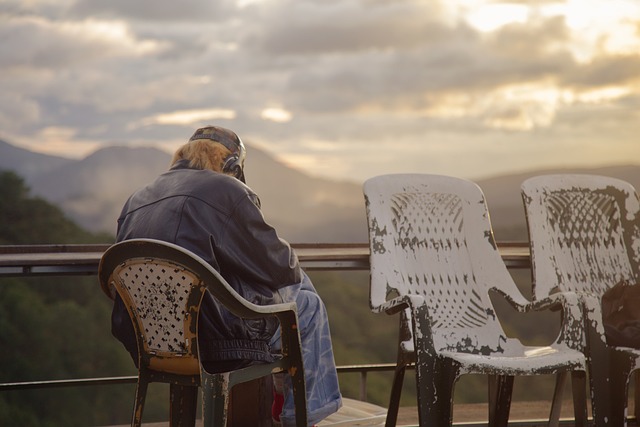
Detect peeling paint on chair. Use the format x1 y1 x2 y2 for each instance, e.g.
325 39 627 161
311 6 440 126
522 174 640 427
364 174 589 427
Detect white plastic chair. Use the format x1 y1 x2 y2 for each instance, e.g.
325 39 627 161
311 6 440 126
522 174 640 426
363 173 589 427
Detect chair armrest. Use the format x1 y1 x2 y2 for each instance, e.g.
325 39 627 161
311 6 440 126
372 295 434 355
491 287 533 312
493 289 586 351
581 293 608 348
205 281 299 320
372 294 425 316
536 291 586 351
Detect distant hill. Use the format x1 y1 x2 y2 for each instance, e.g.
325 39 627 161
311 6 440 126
0 138 638 243
0 140 367 243
0 139 73 181
29 146 172 234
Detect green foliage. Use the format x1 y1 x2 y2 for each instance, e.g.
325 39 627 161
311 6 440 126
0 171 112 244
0 170 135 426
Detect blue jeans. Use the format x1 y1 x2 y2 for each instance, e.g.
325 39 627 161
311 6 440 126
271 271 343 427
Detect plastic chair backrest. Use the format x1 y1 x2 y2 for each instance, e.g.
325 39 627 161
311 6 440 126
521 174 640 300
99 239 309 426
364 173 523 353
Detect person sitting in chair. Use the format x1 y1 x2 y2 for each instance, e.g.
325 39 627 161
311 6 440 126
111 125 342 426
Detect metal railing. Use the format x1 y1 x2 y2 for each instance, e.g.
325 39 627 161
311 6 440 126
0 242 533 423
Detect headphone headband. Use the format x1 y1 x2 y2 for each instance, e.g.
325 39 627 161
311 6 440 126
189 126 242 153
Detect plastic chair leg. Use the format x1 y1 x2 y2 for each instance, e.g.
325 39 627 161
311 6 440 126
488 374 513 427
570 371 587 427
634 372 640 422
201 373 231 427
385 364 407 427
548 371 567 427
169 383 198 427
610 359 632 427
132 377 149 427
414 360 457 427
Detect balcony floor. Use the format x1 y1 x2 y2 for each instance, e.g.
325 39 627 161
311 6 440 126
102 396 637 426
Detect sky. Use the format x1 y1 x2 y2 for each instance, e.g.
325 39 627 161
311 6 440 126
1 0 639 184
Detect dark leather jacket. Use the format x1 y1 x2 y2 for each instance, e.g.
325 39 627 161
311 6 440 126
112 159 301 365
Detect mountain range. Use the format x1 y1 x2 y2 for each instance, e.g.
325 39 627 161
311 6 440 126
1 138 638 243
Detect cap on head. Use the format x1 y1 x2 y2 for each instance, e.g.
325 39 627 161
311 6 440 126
189 125 246 182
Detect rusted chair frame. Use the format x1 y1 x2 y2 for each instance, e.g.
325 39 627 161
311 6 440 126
99 238 308 427
364 173 589 427
522 174 640 426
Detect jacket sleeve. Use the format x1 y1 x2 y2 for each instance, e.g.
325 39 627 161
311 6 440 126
216 192 302 291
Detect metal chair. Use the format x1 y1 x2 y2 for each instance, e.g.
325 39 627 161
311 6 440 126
522 174 640 426
98 238 308 427
363 173 589 427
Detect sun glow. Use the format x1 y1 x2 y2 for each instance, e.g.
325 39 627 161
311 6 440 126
453 0 640 62
465 3 529 32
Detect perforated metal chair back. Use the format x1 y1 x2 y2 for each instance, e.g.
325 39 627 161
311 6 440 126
99 238 308 427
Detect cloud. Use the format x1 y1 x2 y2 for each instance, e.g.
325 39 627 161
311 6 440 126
244 1 449 55
0 0 638 183
131 108 237 129
70 0 238 22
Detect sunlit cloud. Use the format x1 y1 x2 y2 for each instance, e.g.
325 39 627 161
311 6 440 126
261 107 293 123
542 0 640 61
237 0 265 8
574 86 632 104
130 109 237 129
464 3 529 32
456 0 640 62
34 16 163 56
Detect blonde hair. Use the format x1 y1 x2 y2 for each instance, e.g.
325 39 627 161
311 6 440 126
170 139 232 172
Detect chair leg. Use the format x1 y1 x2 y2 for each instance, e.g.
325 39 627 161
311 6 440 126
548 371 567 427
414 358 457 427
582 294 612 427
488 375 513 427
634 371 640 423
385 364 407 427
132 377 149 427
169 383 198 427
570 371 588 427
201 373 231 427
610 358 632 427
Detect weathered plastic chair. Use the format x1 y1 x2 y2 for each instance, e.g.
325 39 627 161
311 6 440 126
98 238 308 427
522 174 640 426
363 173 589 427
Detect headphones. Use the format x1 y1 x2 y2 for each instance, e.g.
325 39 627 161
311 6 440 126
189 126 247 183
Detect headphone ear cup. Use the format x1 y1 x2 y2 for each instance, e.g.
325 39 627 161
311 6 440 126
222 154 242 178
